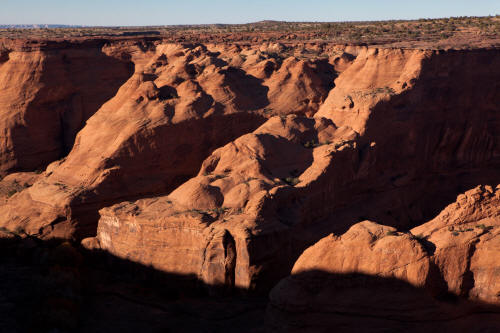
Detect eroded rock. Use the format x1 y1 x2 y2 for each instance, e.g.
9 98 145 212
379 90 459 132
267 186 500 331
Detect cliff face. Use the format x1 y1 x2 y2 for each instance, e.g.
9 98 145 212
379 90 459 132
86 47 499 292
0 39 134 174
0 39 498 303
0 40 338 239
268 185 500 332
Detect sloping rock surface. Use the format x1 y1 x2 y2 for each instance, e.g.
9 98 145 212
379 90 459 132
82 47 499 292
0 40 340 239
267 186 500 332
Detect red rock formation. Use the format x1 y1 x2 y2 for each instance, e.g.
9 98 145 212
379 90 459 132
0 34 499 332
0 40 337 239
0 38 498 300
81 47 500 293
0 171 41 204
412 185 500 304
82 115 355 290
291 221 433 289
0 39 134 175
289 185 500 303
267 185 500 331
267 271 500 332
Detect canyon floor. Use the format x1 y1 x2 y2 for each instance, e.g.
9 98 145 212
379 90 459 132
0 23 499 332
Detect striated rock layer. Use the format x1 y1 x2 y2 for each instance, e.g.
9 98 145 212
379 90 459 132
0 40 340 238
0 37 498 296
412 185 500 304
0 38 134 174
82 47 500 291
267 185 500 331
0 35 499 332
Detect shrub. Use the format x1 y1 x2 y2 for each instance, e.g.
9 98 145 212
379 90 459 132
243 177 258 185
303 140 331 148
476 224 493 232
263 108 274 115
209 207 228 215
283 177 300 186
7 189 18 197
14 226 25 235
303 140 317 148
212 174 227 180
412 233 426 240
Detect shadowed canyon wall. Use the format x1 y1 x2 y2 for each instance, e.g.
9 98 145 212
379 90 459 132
0 39 134 174
0 39 338 238
86 47 499 292
0 40 498 303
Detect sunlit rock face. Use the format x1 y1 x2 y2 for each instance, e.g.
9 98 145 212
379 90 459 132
0 38 498 304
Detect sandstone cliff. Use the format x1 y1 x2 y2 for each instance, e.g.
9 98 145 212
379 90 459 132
0 37 498 331
0 39 134 174
268 185 499 331
0 40 339 238
83 47 499 291
0 40 498 295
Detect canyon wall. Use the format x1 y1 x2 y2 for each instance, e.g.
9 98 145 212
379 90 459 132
0 40 338 238
0 39 134 174
86 47 499 291
268 185 500 331
0 40 498 300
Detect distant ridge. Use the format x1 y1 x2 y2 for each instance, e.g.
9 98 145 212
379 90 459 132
0 24 85 29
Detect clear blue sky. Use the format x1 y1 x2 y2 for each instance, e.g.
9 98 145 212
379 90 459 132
1 0 499 26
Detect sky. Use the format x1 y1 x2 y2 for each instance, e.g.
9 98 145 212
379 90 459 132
0 0 499 26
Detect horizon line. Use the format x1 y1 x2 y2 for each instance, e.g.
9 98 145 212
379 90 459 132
1 14 499 28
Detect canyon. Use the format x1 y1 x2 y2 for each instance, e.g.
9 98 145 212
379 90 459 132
0 34 499 332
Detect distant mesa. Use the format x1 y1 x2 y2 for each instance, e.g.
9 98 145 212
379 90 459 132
0 24 86 29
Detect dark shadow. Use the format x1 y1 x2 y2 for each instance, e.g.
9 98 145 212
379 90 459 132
268 270 500 333
353 49 500 231
6 40 134 173
158 85 179 100
69 111 269 240
264 49 500 285
217 66 270 111
413 234 437 256
2 236 498 333
0 235 266 333
0 49 9 64
310 58 337 92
